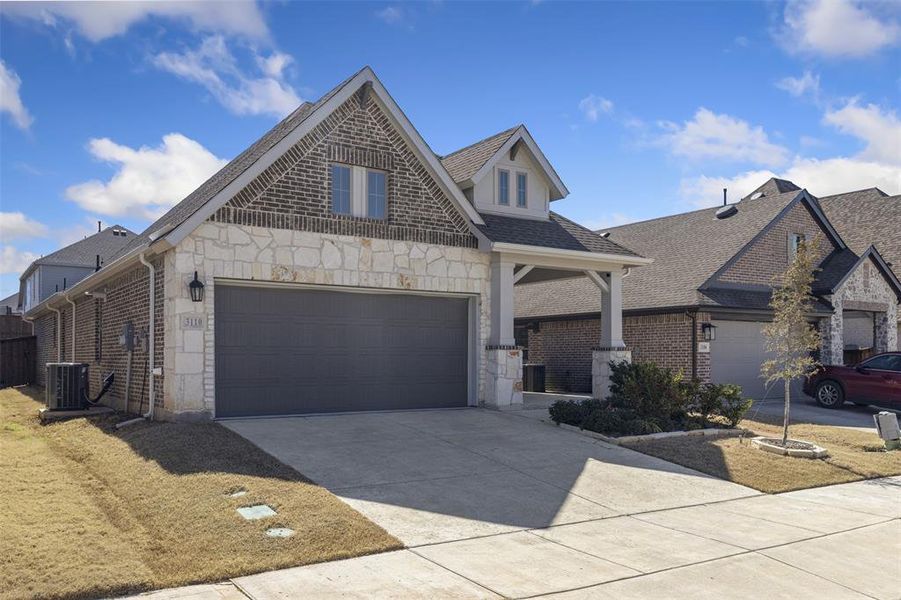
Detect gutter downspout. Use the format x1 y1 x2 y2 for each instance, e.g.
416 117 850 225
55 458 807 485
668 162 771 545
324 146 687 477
48 306 62 362
685 310 698 380
139 253 156 420
65 294 77 361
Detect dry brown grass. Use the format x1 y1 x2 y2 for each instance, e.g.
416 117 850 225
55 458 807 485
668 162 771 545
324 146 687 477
622 417 901 494
0 387 401 600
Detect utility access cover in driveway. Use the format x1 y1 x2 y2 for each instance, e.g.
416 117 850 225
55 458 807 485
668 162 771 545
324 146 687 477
215 284 470 417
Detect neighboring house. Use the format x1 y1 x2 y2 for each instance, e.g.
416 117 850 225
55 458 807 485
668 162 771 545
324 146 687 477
516 178 901 400
23 67 649 420
18 225 134 313
0 292 31 340
818 188 901 345
0 293 20 315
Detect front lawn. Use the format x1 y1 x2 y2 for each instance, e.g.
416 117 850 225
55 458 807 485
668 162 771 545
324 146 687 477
622 416 901 494
0 386 400 600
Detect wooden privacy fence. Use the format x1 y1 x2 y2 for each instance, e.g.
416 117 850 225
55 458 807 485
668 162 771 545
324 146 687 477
1 336 36 388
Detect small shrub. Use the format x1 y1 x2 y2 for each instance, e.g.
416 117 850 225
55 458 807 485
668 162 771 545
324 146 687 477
714 385 753 427
546 362 753 437
548 398 604 427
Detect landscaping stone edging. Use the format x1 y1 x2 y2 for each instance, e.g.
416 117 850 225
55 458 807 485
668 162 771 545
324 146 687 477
751 436 829 458
549 420 747 445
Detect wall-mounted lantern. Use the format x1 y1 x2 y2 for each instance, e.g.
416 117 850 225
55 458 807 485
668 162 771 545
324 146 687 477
189 271 205 303
702 322 717 342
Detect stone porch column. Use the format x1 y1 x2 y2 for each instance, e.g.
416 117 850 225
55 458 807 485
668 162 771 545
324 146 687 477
819 313 844 366
875 312 898 353
485 254 522 408
592 269 631 400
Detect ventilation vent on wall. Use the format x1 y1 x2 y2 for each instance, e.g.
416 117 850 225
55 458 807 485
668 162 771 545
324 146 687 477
715 205 738 219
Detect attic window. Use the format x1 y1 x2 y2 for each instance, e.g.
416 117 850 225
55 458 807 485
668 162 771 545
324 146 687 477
498 170 510 205
789 233 805 259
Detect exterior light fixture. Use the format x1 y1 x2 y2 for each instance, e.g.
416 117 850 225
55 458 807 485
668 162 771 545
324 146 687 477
189 271 205 303
702 322 717 342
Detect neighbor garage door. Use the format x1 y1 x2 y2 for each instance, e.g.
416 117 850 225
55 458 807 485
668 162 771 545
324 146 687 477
215 284 470 417
710 319 802 401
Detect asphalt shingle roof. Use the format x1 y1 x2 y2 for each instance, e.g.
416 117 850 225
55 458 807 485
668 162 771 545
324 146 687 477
515 186 805 318
22 226 134 278
439 127 518 184
819 188 900 276
113 69 365 261
477 212 640 257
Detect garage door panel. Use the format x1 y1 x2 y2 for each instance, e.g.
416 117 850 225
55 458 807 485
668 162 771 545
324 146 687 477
215 284 470 417
711 320 804 401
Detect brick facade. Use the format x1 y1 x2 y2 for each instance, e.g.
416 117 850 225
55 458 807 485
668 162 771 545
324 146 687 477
523 311 712 393
211 93 477 249
718 201 835 286
31 259 165 412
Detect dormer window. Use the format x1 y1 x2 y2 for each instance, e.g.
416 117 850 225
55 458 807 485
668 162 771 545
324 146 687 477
516 172 527 207
498 170 510 205
331 163 387 219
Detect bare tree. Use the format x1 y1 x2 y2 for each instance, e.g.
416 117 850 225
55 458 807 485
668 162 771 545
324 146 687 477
761 237 821 445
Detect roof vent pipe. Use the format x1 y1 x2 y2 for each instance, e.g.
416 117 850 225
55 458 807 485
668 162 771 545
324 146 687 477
723 188 727 206
97 220 102 233
95 254 101 272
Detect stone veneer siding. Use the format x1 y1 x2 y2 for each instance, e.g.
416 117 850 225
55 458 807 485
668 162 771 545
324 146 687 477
31 259 165 412
718 201 834 287
210 93 476 249
164 222 490 418
523 311 712 393
820 258 898 365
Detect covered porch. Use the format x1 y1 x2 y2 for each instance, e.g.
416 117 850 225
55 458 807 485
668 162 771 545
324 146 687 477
484 246 649 409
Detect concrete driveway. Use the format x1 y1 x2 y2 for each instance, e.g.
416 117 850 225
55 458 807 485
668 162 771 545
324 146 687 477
222 408 756 546
748 395 899 430
137 409 900 599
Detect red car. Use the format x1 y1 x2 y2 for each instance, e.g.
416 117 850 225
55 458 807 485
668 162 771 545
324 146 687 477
804 352 901 408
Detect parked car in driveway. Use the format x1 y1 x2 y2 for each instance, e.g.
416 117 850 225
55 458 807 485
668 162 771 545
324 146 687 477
805 352 901 408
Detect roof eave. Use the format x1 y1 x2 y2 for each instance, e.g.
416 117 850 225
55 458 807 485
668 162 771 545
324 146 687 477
24 242 153 318
491 241 652 267
157 67 485 252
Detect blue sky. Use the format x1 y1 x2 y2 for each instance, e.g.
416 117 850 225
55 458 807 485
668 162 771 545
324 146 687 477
1 0 899 298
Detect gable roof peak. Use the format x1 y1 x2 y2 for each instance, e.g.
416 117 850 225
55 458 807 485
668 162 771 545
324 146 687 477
741 177 801 201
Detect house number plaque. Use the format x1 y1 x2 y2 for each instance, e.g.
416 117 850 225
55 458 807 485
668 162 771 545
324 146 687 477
181 316 205 330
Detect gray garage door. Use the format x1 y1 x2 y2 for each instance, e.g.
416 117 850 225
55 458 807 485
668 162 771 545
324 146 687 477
215 284 470 417
710 319 802 401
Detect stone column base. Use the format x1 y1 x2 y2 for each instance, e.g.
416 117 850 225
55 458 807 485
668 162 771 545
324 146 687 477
592 347 632 400
484 346 523 409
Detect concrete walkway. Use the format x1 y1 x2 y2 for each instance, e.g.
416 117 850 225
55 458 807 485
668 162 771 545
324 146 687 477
133 478 900 599
132 409 900 599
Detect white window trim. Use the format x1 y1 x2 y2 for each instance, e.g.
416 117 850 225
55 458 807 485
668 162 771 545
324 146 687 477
332 163 387 219
516 171 528 208
497 168 510 206
788 232 805 259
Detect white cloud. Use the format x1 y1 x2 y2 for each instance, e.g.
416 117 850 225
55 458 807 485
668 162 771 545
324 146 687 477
658 108 789 167
782 0 900 58
583 212 639 232
0 60 33 130
680 157 901 208
0 245 39 275
776 70 820 100
376 6 404 25
824 100 901 164
579 94 614 123
153 36 301 118
2 0 269 42
65 133 228 220
0 213 48 241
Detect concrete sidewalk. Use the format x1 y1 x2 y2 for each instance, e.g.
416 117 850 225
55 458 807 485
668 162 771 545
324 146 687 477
132 477 900 599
